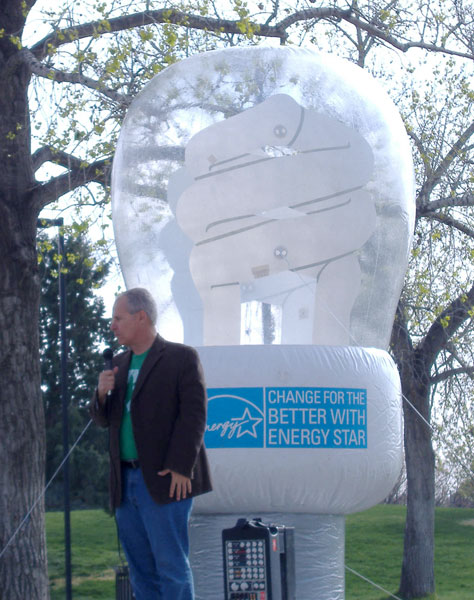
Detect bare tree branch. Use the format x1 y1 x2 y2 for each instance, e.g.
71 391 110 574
418 120 474 207
28 7 474 63
418 192 474 215
430 366 474 383
430 120 474 186
275 8 474 59
407 128 433 180
418 282 474 370
28 9 286 59
33 157 111 209
446 340 474 372
32 146 94 172
20 49 131 106
423 212 474 239
264 0 281 26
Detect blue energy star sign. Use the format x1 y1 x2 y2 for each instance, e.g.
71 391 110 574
205 387 367 449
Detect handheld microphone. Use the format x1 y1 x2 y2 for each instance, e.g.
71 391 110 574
102 348 114 398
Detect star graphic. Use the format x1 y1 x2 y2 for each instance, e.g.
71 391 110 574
231 407 263 438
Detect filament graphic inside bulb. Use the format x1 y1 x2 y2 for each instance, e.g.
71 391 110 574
173 94 375 346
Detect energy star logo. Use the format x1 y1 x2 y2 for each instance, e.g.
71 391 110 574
205 388 264 448
205 386 367 449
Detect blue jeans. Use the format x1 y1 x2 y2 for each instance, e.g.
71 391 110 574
116 466 194 600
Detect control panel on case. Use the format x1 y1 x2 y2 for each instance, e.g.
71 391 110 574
225 538 267 599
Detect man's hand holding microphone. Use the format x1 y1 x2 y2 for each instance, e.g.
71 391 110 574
97 348 118 405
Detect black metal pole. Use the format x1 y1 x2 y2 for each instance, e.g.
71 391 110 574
57 221 72 600
38 218 72 599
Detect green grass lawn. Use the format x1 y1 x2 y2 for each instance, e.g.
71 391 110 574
345 505 474 599
46 505 474 599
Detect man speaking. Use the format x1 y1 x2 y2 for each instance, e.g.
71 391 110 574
90 287 212 599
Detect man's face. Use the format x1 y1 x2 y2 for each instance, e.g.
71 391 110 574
110 297 140 347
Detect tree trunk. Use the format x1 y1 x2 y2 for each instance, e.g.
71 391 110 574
398 367 435 598
392 304 436 599
0 5 50 596
0 242 48 600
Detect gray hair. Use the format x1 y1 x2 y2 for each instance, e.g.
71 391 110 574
118 288 157 325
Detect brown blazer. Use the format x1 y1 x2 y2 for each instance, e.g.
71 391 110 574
90 335 212 509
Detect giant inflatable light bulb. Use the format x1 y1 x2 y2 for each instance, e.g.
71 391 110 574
112 47 415 600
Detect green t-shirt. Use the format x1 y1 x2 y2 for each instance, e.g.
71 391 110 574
119 350 149 460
